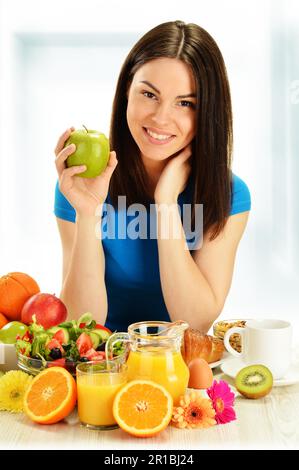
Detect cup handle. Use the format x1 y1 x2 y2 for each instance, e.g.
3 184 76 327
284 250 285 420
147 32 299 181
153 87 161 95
223 327 244 358
105 332 131 360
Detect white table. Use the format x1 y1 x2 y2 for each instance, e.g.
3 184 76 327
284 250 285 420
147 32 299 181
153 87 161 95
1 363 298 450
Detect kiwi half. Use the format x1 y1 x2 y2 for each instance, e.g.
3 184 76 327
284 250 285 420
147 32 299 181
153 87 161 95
235 364 273 399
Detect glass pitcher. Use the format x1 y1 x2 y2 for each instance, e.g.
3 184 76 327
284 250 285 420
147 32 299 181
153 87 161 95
105 321 190 405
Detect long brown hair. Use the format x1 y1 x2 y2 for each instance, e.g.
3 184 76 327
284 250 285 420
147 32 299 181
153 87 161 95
109 20 233 241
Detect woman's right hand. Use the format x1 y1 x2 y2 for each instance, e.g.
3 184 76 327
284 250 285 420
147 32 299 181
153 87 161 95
54 127 118 216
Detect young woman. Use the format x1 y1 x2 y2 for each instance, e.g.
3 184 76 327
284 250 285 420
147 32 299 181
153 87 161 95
54 20 251 334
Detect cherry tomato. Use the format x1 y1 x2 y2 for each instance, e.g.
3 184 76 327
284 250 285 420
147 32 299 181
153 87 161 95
76 333 93 356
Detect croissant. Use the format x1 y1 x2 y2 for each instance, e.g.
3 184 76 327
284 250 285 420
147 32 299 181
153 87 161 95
182 328 224 365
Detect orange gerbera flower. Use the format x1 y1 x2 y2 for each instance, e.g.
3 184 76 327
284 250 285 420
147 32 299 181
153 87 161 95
171 391 216 429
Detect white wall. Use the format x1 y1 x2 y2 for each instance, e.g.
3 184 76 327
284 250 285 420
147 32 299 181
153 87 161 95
0 0 298 337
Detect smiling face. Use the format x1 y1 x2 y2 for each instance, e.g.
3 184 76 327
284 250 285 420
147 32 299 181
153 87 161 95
126 58 197 169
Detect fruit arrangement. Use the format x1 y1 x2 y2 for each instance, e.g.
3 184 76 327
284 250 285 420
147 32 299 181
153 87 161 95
0 271 125 375
0 270 275 437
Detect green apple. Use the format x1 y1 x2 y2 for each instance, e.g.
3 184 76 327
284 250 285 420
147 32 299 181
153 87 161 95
0 321 28 344
64 125 110 178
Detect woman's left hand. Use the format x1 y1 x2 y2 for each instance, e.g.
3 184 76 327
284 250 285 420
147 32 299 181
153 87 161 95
154 144 192 203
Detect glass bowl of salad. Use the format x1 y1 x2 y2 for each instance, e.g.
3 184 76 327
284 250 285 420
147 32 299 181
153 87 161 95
15 313 126 376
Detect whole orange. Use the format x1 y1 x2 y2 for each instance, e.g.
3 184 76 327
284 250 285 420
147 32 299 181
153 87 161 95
0 272 40 321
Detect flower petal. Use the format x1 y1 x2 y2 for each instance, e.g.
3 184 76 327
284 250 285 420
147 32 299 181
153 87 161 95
216 406 237 424
207 379 235 408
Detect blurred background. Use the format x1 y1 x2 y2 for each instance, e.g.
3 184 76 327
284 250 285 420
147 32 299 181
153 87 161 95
0 0 298 335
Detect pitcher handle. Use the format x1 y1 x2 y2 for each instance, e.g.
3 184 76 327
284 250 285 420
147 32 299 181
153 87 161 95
105 332 131 360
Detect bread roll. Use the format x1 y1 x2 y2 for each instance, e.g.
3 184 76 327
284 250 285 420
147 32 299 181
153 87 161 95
182 328 224 365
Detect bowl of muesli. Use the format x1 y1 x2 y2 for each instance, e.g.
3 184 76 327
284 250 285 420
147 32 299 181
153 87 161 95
213 319 252 353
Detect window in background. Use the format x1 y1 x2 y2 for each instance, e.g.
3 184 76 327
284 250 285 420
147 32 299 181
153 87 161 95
1 33 138 292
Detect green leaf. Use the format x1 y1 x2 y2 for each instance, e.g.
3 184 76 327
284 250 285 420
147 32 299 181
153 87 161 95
84 320 97 330
58 321 74 329
68 326 82 341
15 340 32 357
77 312 93 326
68 341 80 361
112 340 125 356
29 321 45 336
31 333 49 357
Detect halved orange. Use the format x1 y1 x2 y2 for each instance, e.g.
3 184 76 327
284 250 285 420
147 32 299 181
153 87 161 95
113 379 173 438
24 367 77 424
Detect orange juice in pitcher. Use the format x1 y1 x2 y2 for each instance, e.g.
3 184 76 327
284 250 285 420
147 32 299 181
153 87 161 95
106 321 190 405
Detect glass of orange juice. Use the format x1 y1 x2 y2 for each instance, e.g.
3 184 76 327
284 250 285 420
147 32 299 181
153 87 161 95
76 360 127 430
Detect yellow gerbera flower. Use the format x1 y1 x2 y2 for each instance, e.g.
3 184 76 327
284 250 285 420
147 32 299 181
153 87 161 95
171 391 216 429
0 370 33 413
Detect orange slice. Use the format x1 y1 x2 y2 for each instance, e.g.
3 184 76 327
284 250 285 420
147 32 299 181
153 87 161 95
113 379 173 437
24 367 77 424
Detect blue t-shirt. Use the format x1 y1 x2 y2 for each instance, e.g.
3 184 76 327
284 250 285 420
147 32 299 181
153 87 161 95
54 173 251 332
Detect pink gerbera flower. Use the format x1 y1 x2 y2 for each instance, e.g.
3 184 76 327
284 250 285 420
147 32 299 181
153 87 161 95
207 380 236 424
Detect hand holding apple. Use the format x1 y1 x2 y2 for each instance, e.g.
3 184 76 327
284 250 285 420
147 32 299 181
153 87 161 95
54 126 118 216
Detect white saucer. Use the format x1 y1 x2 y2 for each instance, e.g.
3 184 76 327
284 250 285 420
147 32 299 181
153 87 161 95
221 358 299 387
209 351 232 369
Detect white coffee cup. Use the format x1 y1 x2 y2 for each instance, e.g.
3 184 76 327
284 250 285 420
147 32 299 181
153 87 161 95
224 319 292 379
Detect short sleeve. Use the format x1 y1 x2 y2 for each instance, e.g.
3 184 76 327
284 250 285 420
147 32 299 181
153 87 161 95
53 180 76 223
230 173 251 215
